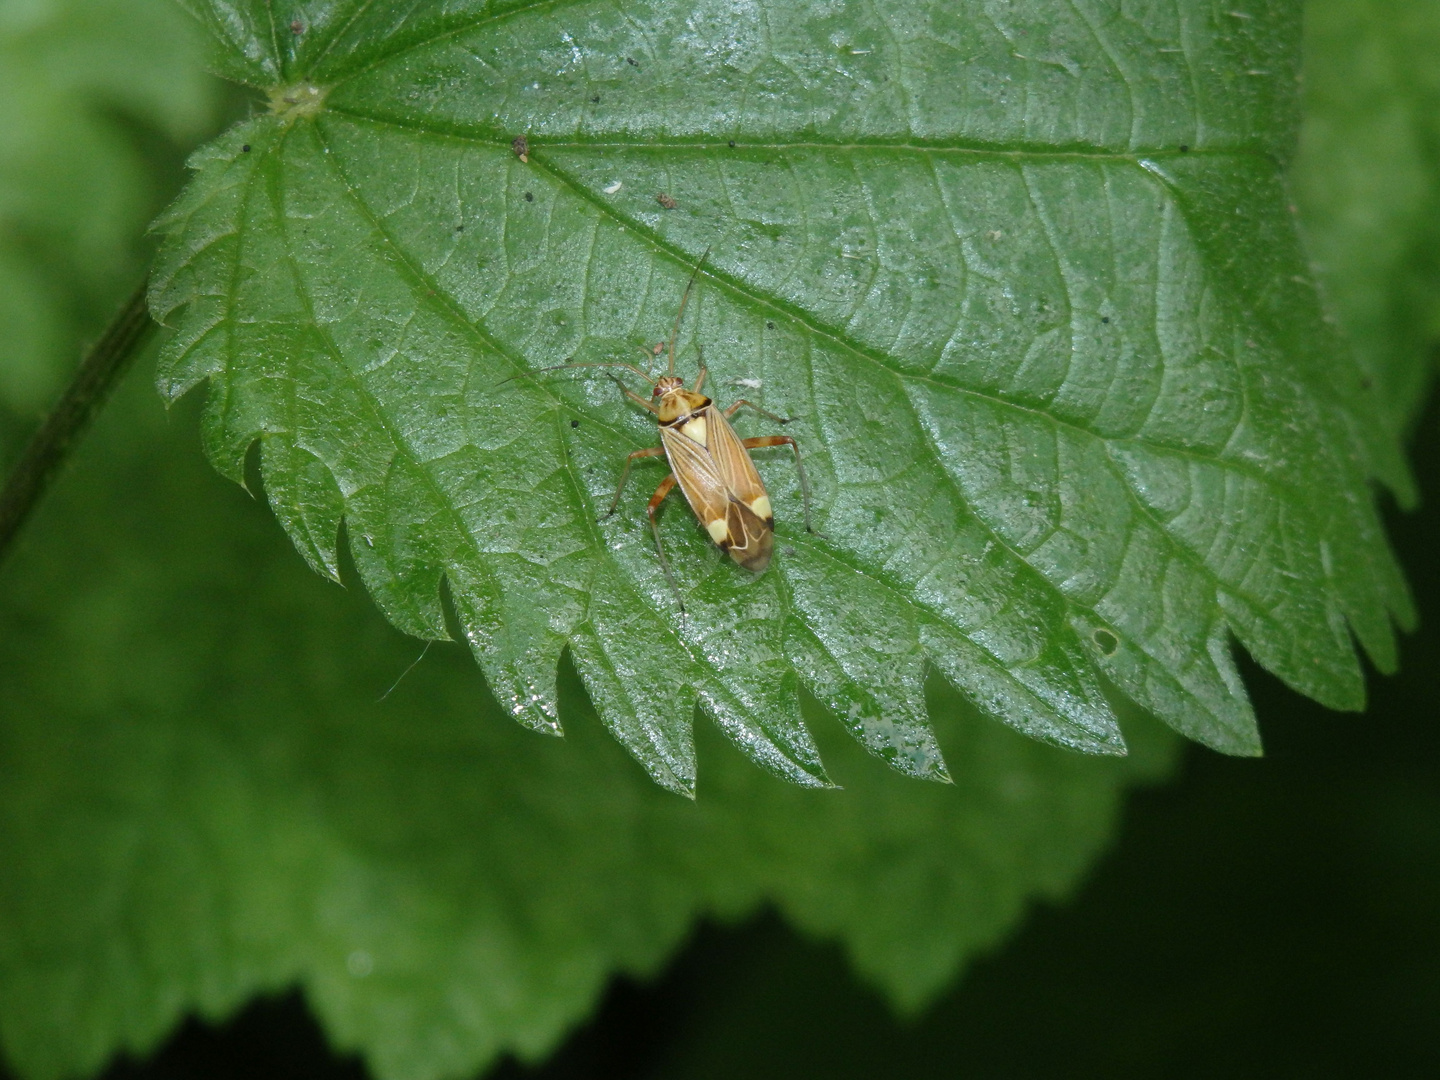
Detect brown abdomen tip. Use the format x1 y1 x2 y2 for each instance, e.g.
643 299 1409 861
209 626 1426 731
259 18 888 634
731 531 773 573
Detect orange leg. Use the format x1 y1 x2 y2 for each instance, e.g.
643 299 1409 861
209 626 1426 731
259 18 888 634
742 435 821 535
646 474 684 610
726 399 791 425
606 446 666 517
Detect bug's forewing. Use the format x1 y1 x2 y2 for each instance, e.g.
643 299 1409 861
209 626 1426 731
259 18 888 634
661 414 773 572
707 407 771 519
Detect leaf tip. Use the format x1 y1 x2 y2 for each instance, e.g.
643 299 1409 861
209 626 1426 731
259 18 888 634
668 776 698 800
508 700 564 738
797 766 841 790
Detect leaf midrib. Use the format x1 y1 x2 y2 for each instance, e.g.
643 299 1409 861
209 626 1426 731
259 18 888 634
325 102 1272 163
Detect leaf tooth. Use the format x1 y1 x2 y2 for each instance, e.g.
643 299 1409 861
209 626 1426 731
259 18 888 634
446 567 567 737
697 685 833 789
682 572 833 787
1315 412 1416 673
908 379 1261 752
1112 441 1366 712
1071 605 1260 757
1077 499 1261 753
342 482 451 642
567 575 698 797
150 122 275 402
784 610 948 784
920 622 1125 757
260 435 345 582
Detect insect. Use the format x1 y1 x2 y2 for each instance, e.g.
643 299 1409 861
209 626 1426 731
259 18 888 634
522 256 818 606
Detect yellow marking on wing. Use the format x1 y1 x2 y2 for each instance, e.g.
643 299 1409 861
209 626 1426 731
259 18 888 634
748 495 772 521
706 517 730 543
680 415 708 447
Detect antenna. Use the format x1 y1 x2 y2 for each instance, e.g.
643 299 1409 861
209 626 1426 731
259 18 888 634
667 246 712 376
498 360 657 388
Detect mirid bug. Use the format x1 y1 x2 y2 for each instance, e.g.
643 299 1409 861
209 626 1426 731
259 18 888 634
519 256 818 607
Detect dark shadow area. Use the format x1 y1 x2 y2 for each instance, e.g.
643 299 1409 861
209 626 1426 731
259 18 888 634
4 392 1435 1080
97 994 368 1080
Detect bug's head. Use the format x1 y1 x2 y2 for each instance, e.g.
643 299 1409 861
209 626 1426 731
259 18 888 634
653 375 685 398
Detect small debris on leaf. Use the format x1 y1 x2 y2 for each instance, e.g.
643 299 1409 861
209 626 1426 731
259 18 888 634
656 193 678 209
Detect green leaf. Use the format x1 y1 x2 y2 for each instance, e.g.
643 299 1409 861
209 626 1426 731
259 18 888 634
0 366 1178 1080
150 0 1413 791
1294 0 1440 438
0 0 218 421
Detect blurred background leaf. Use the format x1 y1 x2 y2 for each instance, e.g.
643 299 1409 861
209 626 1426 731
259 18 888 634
1294 0 1440 434
0 0 219 428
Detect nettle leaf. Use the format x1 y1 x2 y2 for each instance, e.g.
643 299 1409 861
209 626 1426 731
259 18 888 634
0 372 1178 1080
151 0 1413 793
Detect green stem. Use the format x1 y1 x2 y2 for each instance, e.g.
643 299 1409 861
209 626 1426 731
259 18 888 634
0 281 155 564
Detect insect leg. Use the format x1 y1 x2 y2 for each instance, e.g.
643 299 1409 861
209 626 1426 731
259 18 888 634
606 446 666 517
741 435 821 535
646 474 685 611
608 373 657 413
726 400 792 425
